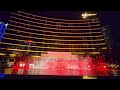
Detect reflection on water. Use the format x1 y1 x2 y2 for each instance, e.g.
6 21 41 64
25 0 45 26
0 68 114 76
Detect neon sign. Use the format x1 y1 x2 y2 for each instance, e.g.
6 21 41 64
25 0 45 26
0 21 8 41
82 12 97 19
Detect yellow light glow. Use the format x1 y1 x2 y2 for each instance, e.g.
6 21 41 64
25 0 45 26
0 53 6 56
4 37 104 42
82 12 97 19
89 52 100 54
32 55 41 58
73 52 85 54
7 27 102 35
102 47 107 49
83 76 97 79
9 54 16 57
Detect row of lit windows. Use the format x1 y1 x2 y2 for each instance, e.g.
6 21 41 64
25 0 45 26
0 44 100 49
9 20 101 31
0 48 102 54
11 13 61 24
9 18 101 29
4 32 104 41
6 29 103 37
7 25 103 35
10 15 100 28
1 39 105 47
8 23 102 34
1 37 106 45
4 33 105 43
16 11 100 22
1 43 104 49
7 28 103 35
3 36 105 43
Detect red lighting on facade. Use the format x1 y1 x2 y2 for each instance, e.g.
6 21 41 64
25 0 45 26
27 40 33 43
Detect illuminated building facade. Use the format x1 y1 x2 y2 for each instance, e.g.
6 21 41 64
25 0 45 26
0 11 107 60
102 25 114 63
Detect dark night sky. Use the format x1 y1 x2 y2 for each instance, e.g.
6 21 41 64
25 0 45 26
0 11 120 43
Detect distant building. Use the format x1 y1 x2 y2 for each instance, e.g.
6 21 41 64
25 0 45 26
102 25 114 49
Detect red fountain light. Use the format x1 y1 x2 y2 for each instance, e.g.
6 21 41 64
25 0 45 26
12 55 34 69
13 51 109 71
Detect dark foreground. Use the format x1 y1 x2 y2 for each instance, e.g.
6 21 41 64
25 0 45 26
0 68 120 79
1 74 120 79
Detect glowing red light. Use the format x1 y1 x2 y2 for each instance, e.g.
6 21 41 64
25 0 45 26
103 65 106 68
88 65 90 68
13 51 109 71
27 40 33 43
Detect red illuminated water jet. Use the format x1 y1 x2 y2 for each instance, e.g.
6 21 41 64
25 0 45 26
13 51 108 71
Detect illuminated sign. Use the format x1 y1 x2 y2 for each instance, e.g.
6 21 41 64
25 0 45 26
82 12 97 19
0 21 8 41
83 76 97 79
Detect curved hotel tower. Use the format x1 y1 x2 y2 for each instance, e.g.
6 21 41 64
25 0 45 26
0 11 107 61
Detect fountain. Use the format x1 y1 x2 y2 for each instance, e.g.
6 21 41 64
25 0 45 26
13 51 108 71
